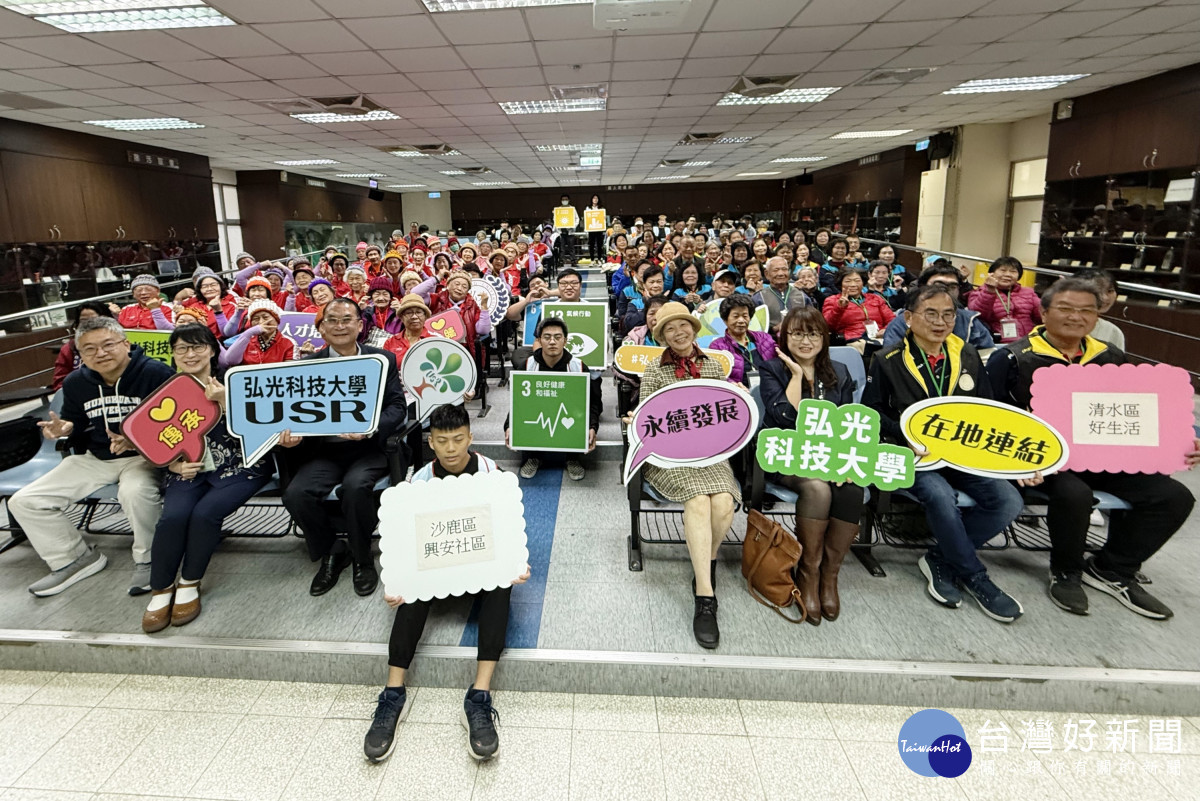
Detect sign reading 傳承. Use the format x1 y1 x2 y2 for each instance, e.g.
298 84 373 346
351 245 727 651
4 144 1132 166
225 354 388 465
522 301 609 368
124 329 172 363
120 373 221 467
508 370 591 452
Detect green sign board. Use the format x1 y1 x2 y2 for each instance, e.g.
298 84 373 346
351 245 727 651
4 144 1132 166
508 370 591 453
536 301 609 369
124 329 172 363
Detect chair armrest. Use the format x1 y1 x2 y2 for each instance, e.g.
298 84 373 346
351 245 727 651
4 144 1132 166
385 420 422 485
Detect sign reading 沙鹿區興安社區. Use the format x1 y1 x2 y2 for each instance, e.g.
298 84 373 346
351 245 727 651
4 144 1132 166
508 370 590 453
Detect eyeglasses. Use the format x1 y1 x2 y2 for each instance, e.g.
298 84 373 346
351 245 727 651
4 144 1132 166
557 280 581 288
322 316 358 328
916 310 958 324
787 331 822 341
400 309 427 318
1048 305 1098 317
172 344 210 356
79 340 126 358
540 334 565 343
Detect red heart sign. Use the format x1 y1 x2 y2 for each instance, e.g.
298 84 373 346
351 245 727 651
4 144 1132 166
121 373 221 467
423 309 466 342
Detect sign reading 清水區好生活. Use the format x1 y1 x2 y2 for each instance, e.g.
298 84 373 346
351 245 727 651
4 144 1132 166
613 344 733 379
225 354 388 465
623 378 758 485
553 205 579 230
900 396 1069 480
400 338 478 423
522 301 609 368
757 399 914 490
508 370 591 453
1029 362 1195 474
583 208 606 233
378 470 529 602
124 329 172 363
120 373 221 467
278 311 324 350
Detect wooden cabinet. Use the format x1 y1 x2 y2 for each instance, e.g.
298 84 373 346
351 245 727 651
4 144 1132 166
1045 116 1114 181
1 152 90 241
0 157 12 243
136 171 218 240
79 162 143 240
1109 92 1200 175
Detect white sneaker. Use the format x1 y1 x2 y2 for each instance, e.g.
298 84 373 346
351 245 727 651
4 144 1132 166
519 458 540 478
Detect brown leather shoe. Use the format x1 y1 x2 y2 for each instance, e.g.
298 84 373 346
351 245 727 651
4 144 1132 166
171 582 201 627
820 520 861 621
142 587 174 633
794 517 827 625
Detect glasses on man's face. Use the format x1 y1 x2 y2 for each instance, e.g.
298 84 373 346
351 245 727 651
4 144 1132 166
400 309 426 319
80 340 126 358
558 280 581 288
917 309 958 325
172 344 210 356
787 330 822 341
322 316 358 328
540 334 565 343
1049 305 1098 317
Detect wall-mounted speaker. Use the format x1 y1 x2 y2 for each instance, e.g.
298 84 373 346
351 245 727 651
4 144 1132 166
927 132 954 161
796 173 814 186
368 188 385 201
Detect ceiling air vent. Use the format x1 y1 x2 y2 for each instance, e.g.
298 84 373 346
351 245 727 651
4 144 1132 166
381 144 460 156
550 84 608 102
730 75 798 99
677 132 722 145
857 68 937 86
262 94 386 116
461 166 492 174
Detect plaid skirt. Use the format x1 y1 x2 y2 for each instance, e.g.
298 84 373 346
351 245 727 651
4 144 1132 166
645 460 740 504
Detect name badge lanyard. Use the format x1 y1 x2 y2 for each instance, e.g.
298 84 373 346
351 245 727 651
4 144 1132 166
921 347 949 397
997 290 1019 339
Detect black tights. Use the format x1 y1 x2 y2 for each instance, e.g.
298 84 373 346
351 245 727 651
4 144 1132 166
388 586 512 668
774 475 863 523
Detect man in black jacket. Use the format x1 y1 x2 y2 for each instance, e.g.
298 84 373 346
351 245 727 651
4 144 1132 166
13 316 175 597
281 298 409 597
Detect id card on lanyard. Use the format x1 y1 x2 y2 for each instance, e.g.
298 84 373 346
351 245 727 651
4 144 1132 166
997 290 1018 340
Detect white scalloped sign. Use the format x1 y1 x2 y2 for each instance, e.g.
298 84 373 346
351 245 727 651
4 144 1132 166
378 470 528 601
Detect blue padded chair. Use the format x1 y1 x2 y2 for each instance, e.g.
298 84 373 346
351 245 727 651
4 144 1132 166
827 346 866 404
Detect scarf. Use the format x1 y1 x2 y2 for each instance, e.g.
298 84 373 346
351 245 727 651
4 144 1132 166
661 343 704 380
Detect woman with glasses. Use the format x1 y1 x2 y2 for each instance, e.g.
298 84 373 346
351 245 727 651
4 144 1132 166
823 267 895 354
759 307 863 625
142 325 274 632
383 295 434 361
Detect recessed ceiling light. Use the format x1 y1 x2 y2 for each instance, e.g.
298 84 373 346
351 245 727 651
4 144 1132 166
770 157 826 163
275 159 339 166
387 184 426 188
471 181 513 186
714 136 754 144
830 130 913 139
290 110 401 124
83 117 203 130
440 170 467 175
943 74 1090 94
736 171 781 176
645 175 690 181
423 0 587 11
534 143 602 152
670 160 712 167
8 2 237 33
499 98 606 114
717 87 840 106
336 173 386 178
387 150 428 157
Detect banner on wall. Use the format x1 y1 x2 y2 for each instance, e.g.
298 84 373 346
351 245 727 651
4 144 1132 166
523 301 609 369
900 396 1069 480
613 344 733 379
124 329 172 363
1030 362 1195 474
225 354 388 465
378 470 529 602
400 338 477 422
120 374 221 467
508 370 591 453
623 378 758 485
757 399 914 490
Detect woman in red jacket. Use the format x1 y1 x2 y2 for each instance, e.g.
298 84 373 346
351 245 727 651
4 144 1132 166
220 300 293 367
822 267 894 353
967 256 1042 343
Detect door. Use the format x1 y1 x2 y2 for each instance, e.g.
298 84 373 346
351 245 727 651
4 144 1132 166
1005 198 1043 266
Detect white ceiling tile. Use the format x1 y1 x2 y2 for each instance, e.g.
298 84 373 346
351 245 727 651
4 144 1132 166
477 67 545 88
380 48 467 73
208 0 330 23
850 19 956 49
612 59 680 81
87 87 178 105
525 4 610 39
0 73 64 92
793 0 898 26
0 8 59 37
543 63 612 84
7 36 134 66
12 67 128 90
88 62 188 86
690 30 779 58
81 31 210 62
171 26 288 58
273 77 356 96
977 0 1074 12
255 21 365 53
408 71 483 91
342 16 446 50
1001 10 1129 39
304 52 393 76
610 79 673 95
338 73 420 94
535 38 613 66
23 89 118 107
884 0 990 20
1085 5 1200 36
675 56 754 78
198 99 281 115
312 0 424 17
0 44 61 70
160 60 261 83
614 33 694 61
210 81 289 99
670 76 737 94
769 25 866 54
815 48 908 72
460 43 538 70
884 44 983 68
428 89 494 105
745 52 831 75
704 0 802 30
934 13 1046 43
432 9 530 45
228 55 329 80
153 84 239 102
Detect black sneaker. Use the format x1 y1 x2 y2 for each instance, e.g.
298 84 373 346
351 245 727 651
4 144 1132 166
693 595 719 649
917 553 962 608
1049 571 1089 615
959 572 1023 623
1082 557 1173 620
364 686 411 763
462 687 500 760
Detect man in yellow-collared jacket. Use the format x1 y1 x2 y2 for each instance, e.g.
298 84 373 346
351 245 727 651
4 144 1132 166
864 283 1028 624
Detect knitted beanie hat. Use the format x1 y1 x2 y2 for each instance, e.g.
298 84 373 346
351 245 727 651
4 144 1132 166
396 293 430 316
308 278 333 296
174 305 209 326
345 265 368 282
246 299 282 323
234 252 254 264
131 274 160 291
246 276 273 294
368 276 394 297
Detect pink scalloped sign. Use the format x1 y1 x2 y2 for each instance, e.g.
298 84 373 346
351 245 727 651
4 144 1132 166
1030 362 1195 474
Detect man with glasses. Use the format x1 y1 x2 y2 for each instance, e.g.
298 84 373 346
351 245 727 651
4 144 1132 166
864 284 1031 624
988 277 1199 619
281 298 409 598
11 316 175 596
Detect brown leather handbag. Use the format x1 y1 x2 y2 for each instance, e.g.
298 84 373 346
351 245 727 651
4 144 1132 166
742 509 807 623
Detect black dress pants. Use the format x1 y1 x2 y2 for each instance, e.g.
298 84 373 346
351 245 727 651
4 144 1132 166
282 439 392 566
388 586 512 668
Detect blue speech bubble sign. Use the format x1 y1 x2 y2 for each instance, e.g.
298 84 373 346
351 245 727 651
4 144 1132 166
225 354 388 465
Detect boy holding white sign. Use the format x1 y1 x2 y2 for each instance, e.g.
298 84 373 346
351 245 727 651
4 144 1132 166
365 404 530 764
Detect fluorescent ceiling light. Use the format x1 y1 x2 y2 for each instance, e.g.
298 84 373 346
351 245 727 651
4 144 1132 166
670 160 712 167
943 74 1090 94
534 143 602 152
717 87 840 106
387 151 428 157
770 156 826 163
12 2 237 33
387 184 426 188
337 173 385 178
499 98 606 114
471 181 513 186
290 110 401 124
830 129 913 139
440 170 467 175
715 136 753 144
84 117 203 130
423 0 587 12
275 159 338 166
645 175 690 181
736 171 780 176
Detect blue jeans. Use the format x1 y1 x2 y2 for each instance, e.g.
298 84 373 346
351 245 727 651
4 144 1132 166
907 468 1023 579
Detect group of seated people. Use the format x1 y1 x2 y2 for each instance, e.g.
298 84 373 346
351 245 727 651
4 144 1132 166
8 218 1197 764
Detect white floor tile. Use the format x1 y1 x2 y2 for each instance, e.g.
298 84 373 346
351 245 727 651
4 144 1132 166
1037 750 1175 801
326 683 383 721
97 710 240 797
0 671 55 705
247 680 340 718
24 673 125 708
655 696 745 736
658 733 764 801
492 690 573 730
738 700 837 740
569 730 666 801
841 740 968 801
14 708 158 793
750 736 865 801
189 714 320 801
470 725 572 801
0 790 95 801
572 693 658 733
372 722 479 801
822 703 918 743
97 675 269 714
280 718 388 801
1133 753 1200 801
0 705 88 786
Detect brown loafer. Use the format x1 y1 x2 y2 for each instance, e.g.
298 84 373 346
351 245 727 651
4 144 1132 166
142 587 174 633
171 582 201 627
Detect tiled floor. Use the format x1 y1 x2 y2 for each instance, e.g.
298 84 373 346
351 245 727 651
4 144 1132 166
0 669 1196 801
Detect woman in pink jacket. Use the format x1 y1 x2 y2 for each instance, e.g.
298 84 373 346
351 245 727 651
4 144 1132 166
967 257 1041 343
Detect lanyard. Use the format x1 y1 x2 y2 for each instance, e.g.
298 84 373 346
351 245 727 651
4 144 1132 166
997 288 1013 317
921 347 948 396
770 285 791 307
849 295 869 322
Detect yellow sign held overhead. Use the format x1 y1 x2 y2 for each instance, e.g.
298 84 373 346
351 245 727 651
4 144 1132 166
583 208 606 232
613 344 733 379
553 205 578 230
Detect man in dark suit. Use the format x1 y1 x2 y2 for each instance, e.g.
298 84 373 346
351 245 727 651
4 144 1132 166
281 297 409 597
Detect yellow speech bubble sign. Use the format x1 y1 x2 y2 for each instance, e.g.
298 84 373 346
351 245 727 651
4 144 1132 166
613 344 732 379
899 396 1069 479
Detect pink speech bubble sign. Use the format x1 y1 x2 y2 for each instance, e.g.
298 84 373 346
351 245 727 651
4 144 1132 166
623 378 759 485
1030 362 1194 474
